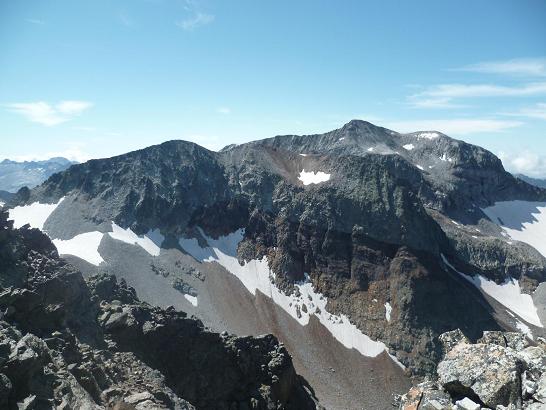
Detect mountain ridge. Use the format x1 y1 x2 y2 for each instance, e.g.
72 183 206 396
7 120 546 388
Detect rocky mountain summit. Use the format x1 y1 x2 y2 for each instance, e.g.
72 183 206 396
398 329 546 409
0 209 316 409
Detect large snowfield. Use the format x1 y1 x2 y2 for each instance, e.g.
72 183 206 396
9 197 65 230
8 200 164 265
482 200 546 259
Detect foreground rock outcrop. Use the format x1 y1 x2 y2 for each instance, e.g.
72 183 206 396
0 210 316 409
398 329 546 409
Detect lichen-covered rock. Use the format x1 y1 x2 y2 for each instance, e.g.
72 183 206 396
479 331 529 351
398 381 452 410
439 329 470 357
438 342 523 408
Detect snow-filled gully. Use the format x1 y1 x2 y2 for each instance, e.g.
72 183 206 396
441 254 543 330
179 228 405 368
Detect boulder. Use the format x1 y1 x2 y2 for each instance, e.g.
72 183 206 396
437 342 523 408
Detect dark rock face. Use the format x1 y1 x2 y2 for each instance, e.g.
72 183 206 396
0 210 317 409
17 120 546 377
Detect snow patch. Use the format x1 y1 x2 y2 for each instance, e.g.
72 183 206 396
417 132 439 140
439 153 452 162
299 153 308 157
482 201 546 259
416 165 424 170
0 201 4 207
53 231 105 266
367 147 374 152
402 144 415 151
298 169 331 185
338 137 345 141
441 254 543 327
385 302 392 322
184 294 198 306
8 197 65 230
109 223 163 256
179 229 403 365
515 319 533 340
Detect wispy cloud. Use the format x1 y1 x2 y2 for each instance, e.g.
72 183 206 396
408 82 546 108
382 118 522 135
498 151 546 178
6 100 93 126
25 18 45 25
502 102 546 121
176 12 214 31
119 12 135 27
455 58 546 77
217 107 231 114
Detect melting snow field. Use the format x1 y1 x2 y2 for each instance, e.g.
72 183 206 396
184 294 198 306
53 232 105 266
482 201 546 259
385 302 392 322
179 228 403 366
298 169 331 185
441 254 543 327
7 200 166 265
9 197 65 230
109 223 164 256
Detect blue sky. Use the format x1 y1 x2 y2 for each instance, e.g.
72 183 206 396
2 0 546 175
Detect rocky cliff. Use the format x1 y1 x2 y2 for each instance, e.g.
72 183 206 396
10 120 546 380
0 209 316 409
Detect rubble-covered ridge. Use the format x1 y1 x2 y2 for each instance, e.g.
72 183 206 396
398 329 546 410
0 209 317 409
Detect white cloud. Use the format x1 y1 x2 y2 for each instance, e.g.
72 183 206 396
119 12 135 27
407 97 464 109
455 58 546 77
6 100 93 126
408 82 546 108
26 18 45 25
502 103 546 121
176 12 214 30
498 151 546 178
382 118 522 135
217 107 231 114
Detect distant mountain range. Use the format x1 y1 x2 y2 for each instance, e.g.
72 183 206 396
0 157 76 193
515 173 546 189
